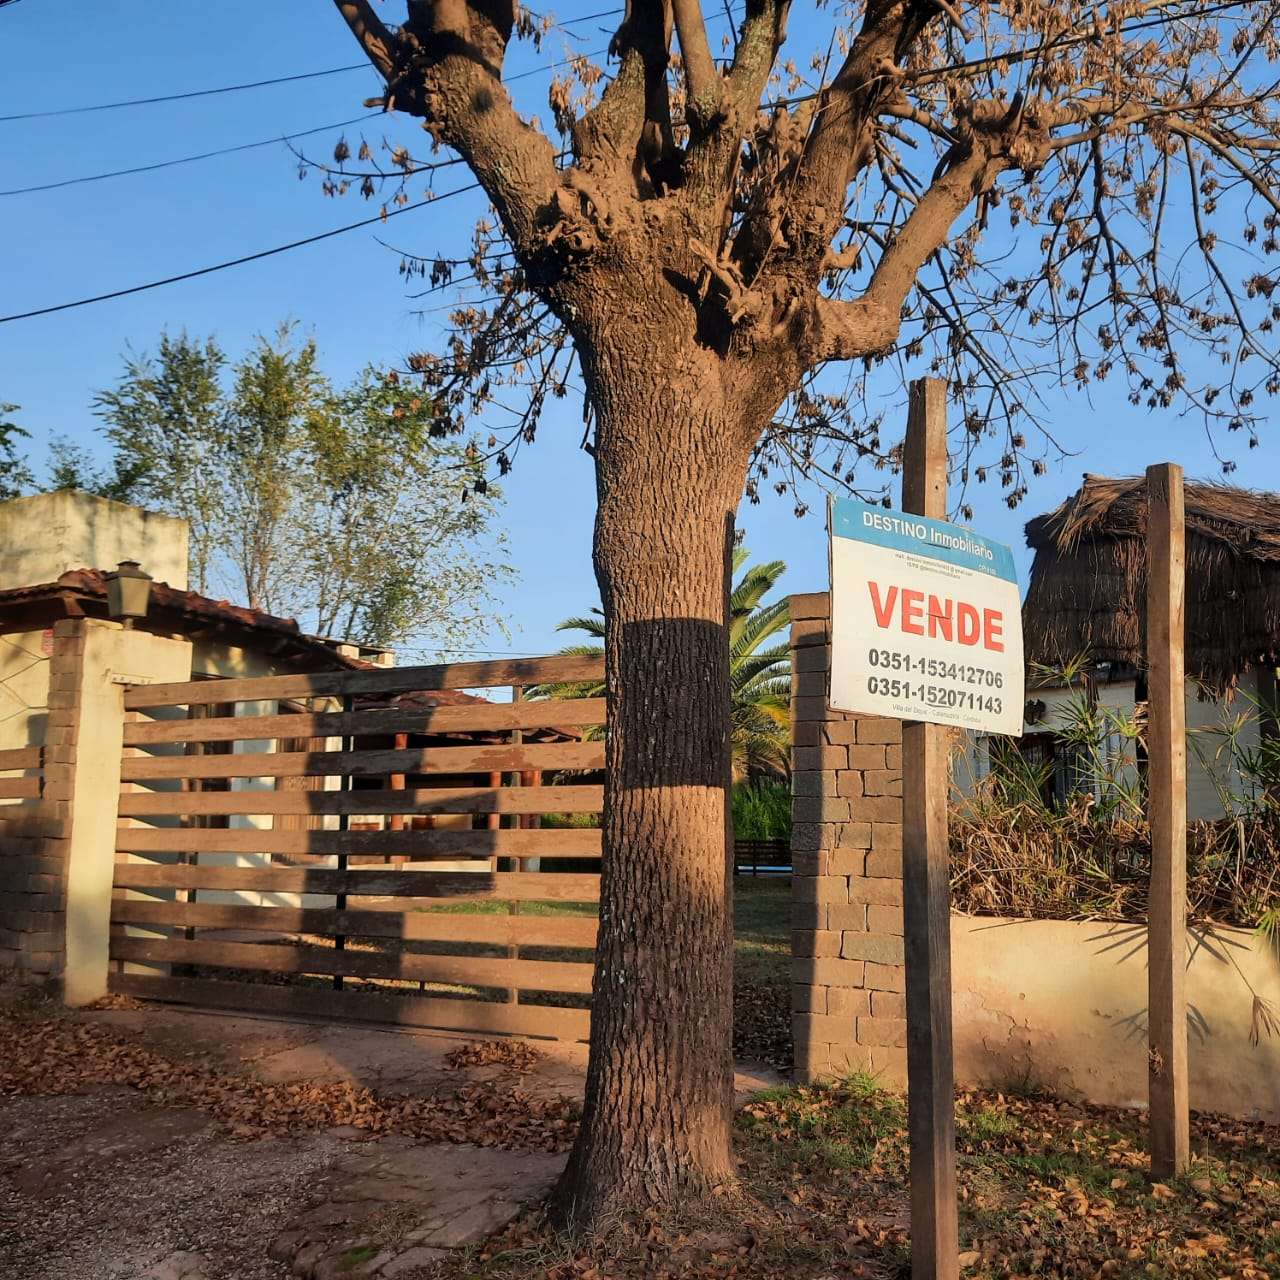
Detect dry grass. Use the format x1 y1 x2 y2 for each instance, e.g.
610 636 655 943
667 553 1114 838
950 801 1280 928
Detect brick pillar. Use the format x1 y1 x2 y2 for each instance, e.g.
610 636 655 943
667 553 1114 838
0 619 191 1001
0 620 85 984
790 592 907 1084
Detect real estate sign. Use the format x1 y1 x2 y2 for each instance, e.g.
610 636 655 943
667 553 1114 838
829 497 1024 735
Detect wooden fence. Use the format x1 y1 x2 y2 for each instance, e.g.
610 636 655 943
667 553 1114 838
109 655 605 1040
0 746 44 806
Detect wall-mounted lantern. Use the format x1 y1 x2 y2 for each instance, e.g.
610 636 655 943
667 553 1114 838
104 560 153 629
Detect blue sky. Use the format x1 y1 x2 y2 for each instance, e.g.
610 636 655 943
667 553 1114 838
2 2 1274 659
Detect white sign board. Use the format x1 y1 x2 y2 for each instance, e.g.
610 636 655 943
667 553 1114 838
830 498 1024 735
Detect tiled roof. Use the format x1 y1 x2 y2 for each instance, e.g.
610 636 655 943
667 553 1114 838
0 569 367 671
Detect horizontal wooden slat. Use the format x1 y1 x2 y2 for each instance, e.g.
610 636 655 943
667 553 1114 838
118 784 604 819
112 899 599 947
0 747 41 771
119 741 604 782
108 972 590 1040
123 698 607 746
123 655 606 709
113 864 600 901
0 777 40 800
110 936 595 992
116 826 601 857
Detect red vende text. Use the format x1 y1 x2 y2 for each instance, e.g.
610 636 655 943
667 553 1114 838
868 582 1004 652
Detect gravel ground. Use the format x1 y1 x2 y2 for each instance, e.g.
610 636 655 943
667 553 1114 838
0 1087 350 1280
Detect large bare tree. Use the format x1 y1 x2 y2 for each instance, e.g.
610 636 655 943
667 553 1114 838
330 0 1280 1224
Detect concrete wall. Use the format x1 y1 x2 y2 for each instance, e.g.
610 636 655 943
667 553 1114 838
0 490 188 590
953 915 1280 1123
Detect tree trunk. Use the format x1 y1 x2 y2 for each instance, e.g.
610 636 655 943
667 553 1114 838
555 362 751 1224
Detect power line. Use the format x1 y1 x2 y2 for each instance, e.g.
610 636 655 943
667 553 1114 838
0 113 383 196
1 48 608 196
0 65 370 123
0 10 626 124
0 183 480 325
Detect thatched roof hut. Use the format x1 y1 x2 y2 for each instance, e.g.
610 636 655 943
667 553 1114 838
1023 474 1280 689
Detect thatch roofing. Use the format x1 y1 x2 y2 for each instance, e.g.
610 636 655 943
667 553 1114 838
1023 474 1280 688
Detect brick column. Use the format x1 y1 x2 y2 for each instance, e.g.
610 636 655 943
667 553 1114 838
790 592 907 1083
0 620 84 983
0 619 190 1000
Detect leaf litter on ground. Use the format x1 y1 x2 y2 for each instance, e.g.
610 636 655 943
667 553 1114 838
6 993 1280 1277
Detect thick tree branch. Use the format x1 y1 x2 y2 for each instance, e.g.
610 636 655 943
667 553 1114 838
331 0 559 255
573 0 678 192
811 139 1008 365
334 0 397 78
726 0 790 112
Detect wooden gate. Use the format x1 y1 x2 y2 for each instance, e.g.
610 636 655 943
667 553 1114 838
108 655 604 1040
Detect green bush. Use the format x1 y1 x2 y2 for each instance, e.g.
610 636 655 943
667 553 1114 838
732 780 792 841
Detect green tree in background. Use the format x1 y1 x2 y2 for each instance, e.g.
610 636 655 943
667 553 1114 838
290 367 514 650
93 332 228 594
544 550 791 779
0 403 32 502
78 327 512 652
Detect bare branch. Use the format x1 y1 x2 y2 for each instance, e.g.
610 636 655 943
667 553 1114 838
573 0 677 190
811 137 1006 365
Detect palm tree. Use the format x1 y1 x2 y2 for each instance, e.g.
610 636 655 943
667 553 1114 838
540 550 791 779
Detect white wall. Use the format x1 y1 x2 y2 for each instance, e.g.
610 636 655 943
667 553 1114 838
951 914 1280 1123
0 490 188 590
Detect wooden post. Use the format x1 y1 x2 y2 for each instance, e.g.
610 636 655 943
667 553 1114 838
901 377 959 1280
506 685 523 1005
1146 461 1189 1178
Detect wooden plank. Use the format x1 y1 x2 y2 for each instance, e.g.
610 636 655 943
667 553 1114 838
1146 461 1190 1179
116 825 602 857
123 655 606 709
901 376 959 1280
109 972 591 1041
0 747 41 771
0 777 40 800
112 898 599 946
110 935 595 992
119 740 605 782
123 698 607 745
113 864 601 901
118 784 604 819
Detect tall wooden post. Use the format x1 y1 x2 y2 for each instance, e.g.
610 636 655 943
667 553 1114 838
901 378 959 1280
1146 461 1189 1178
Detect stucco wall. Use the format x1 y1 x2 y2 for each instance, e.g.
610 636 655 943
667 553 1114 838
0 629 52 757
0 490 188 591
953 915 1280 1123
